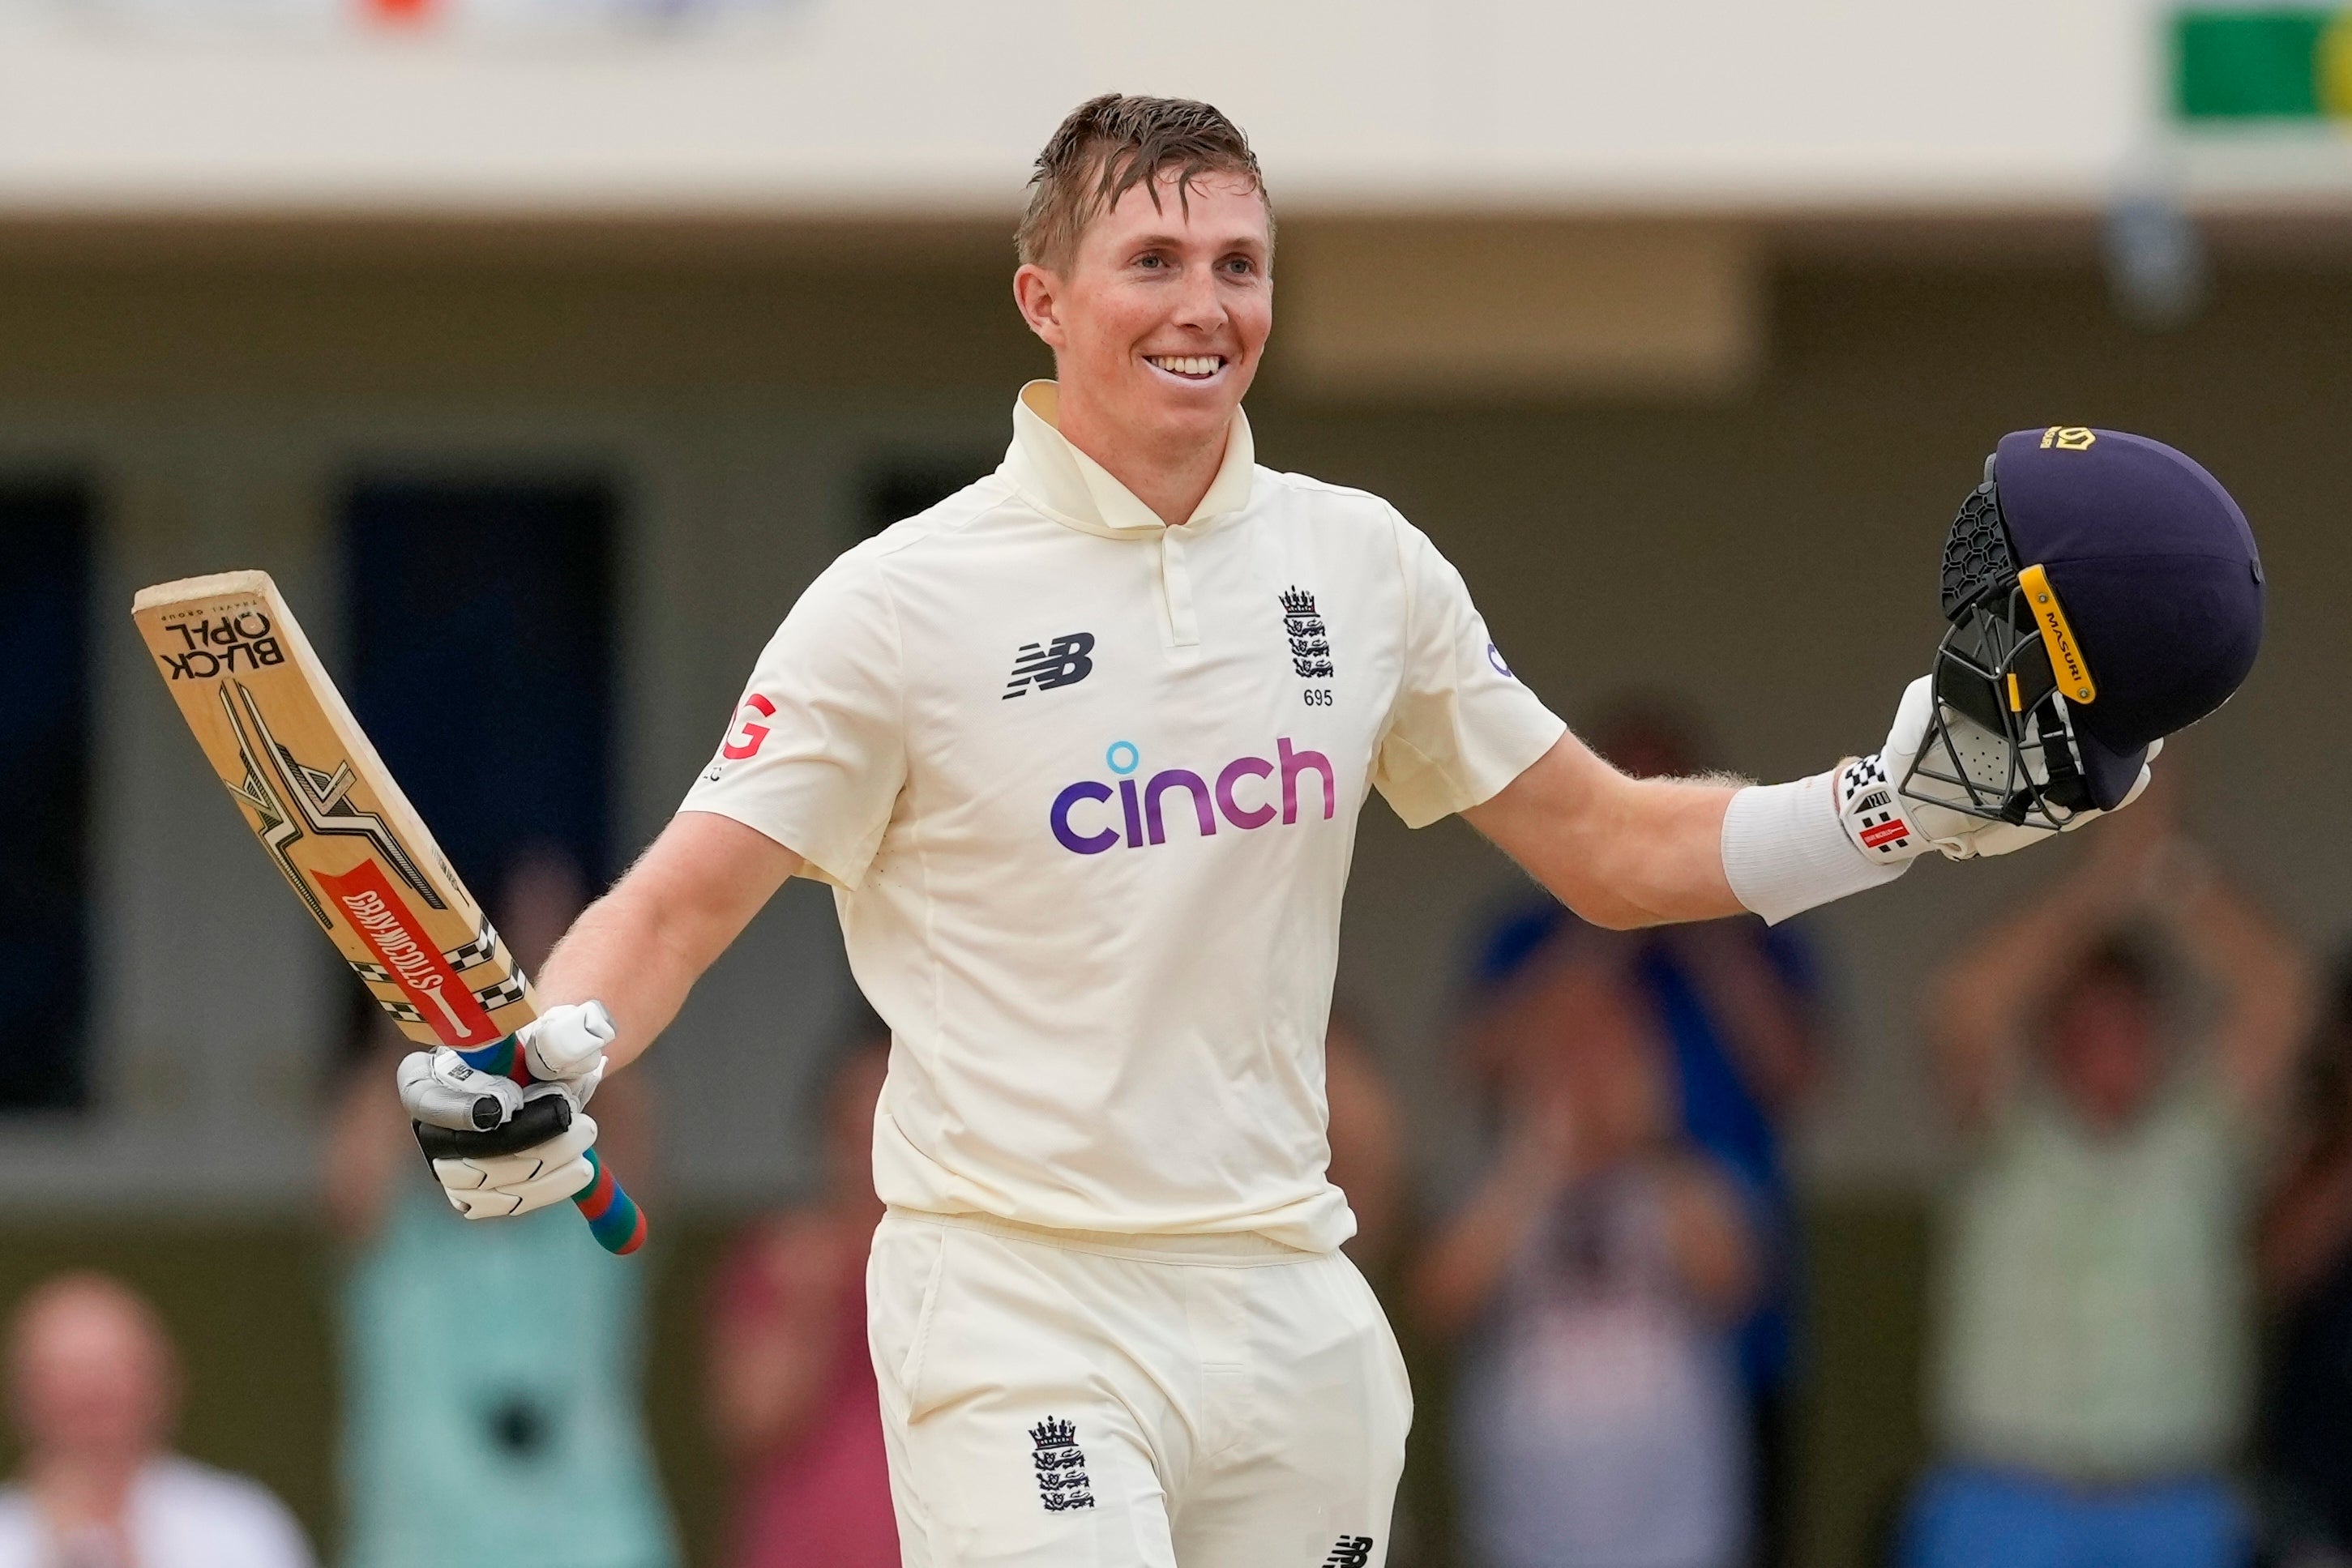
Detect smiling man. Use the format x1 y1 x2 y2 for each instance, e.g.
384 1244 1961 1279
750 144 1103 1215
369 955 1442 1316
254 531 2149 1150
388 96 2262 1567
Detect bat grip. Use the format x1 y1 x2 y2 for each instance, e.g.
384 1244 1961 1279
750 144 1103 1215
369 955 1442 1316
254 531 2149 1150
454 1036 649 1257
573 1148 648 1256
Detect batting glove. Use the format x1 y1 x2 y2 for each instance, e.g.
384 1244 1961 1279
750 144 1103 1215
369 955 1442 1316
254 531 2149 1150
415 1091 601 1220
394 1000 615 1220
1837 675 2155 863
520 1001 614 1104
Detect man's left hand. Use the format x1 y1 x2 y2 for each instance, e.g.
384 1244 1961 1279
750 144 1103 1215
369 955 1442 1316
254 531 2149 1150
1838 675 2155 863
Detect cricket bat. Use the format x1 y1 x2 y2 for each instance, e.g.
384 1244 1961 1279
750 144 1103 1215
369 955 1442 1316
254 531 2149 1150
131 570 647 1256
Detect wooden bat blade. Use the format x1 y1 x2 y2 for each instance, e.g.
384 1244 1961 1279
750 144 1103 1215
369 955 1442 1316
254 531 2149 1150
132 569 645 1256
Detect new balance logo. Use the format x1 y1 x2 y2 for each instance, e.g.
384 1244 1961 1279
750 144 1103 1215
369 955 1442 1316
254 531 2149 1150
1004 632 1096 699
1323 1536 1375 1568
1028 1416 1095 1512
1280 587 1334 680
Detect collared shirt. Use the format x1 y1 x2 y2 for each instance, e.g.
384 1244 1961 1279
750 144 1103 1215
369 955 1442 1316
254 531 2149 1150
1935 1071 2253 1479
680 382 1564 1249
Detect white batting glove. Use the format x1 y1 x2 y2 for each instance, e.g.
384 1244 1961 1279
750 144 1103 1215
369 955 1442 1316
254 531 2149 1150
396 1045 524 1133
1837 675 2155 863
425 1092 601 1220
519 1001 614 1105
399 1071 601 1221
394 999 615 1222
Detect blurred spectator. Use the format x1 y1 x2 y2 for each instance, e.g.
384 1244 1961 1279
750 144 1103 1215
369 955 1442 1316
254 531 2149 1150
2256 951 2352 1562
1902 801 2309 1568
1326 1006 1408 1280
324 847 675 1568
1416 930 1759 1568
0 1271 314 1568
1476 693 1824 1564
706 1036 896 1568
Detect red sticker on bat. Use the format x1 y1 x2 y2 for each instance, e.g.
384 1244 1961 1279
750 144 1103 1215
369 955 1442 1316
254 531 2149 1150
314 861 500 1045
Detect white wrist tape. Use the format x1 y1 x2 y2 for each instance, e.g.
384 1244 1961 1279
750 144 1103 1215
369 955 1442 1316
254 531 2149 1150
1721 771 1911 925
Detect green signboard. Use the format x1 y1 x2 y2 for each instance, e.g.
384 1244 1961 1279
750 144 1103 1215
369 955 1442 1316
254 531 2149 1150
2175 6 2352 118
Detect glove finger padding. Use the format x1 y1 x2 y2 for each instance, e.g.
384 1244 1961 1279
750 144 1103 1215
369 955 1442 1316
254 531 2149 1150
397 1046 524 1132
443 1156 596 1220
428 1112 600 1220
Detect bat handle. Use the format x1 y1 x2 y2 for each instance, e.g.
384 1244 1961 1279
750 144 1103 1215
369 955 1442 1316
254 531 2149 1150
454 1036 650 1257
571 1148 648 1255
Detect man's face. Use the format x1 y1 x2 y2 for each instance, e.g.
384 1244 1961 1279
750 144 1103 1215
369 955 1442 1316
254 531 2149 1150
2050 975 2162 1133
8 1289 173 1461
1016 170 1272 450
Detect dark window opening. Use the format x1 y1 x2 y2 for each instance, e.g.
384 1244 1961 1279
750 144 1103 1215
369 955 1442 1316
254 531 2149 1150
0 484 92 1111
340 477 618 1057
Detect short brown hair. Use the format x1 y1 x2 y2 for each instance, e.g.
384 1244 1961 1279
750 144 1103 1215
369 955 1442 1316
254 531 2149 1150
1016 93 1270 271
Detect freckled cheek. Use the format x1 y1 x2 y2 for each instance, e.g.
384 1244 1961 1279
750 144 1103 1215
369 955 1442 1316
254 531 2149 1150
1233 297 1273 358
1066 286 1157 365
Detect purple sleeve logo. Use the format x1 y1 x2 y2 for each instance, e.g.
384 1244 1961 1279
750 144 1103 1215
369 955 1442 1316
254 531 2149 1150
1486 643 1514 678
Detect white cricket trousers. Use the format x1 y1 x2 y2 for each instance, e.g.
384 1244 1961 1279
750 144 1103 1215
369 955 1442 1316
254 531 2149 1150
867 1208 1411 1568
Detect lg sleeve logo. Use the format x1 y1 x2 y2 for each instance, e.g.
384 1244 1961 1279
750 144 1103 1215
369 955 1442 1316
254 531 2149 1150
721 693 776 760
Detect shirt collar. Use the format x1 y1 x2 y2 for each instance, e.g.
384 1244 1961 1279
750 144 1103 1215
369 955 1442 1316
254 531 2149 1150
1001 379 1255 539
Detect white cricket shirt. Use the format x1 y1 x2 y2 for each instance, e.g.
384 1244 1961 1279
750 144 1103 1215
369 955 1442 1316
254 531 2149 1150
682 382 1564 1250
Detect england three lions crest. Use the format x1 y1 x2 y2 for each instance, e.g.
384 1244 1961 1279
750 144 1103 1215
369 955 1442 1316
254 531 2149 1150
1280 587 1334 680
1028 1416 1095 1512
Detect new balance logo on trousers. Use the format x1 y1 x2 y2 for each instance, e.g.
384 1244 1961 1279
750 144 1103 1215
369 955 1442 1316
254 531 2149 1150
1323 1536 1375 1567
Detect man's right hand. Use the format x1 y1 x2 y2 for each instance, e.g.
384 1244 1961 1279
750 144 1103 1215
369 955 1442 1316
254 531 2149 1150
396 1043 523 1133
395 1010 610 1220
408 1087 602 1220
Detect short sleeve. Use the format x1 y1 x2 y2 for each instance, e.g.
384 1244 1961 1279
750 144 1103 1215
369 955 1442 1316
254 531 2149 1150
1373 519 1565 827
678 550 908 889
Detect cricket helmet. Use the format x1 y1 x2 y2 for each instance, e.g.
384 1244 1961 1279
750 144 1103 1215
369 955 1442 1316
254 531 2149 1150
1919 425 2264 826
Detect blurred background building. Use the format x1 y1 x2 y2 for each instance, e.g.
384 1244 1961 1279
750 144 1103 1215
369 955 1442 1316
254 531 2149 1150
0 1 2348 1562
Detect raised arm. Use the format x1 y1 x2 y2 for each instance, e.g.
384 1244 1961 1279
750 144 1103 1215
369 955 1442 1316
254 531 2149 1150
537 810 802 1075
1463 733 1744 930
1927 832 2140 1126
2145 842 2312 1118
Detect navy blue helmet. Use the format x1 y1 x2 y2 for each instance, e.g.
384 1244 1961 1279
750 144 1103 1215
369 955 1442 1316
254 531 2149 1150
1918 426 2264 823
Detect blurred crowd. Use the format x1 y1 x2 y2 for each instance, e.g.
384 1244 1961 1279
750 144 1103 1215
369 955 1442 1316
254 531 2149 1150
10 699 2352 1568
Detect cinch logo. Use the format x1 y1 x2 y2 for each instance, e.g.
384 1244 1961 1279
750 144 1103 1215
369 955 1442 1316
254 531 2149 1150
1050 737 1334 855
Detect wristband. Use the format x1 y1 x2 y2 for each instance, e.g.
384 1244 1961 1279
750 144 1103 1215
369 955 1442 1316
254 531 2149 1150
1721 771 1910 925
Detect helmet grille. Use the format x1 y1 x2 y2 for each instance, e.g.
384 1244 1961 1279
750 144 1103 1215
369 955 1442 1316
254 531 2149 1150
1939 481 2017 622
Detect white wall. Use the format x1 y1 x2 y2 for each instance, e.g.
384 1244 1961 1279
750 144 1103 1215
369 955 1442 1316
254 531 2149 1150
0 0 2162 216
